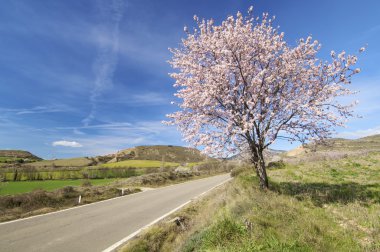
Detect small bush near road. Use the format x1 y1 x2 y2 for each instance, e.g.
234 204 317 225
81 180 92 187
230 166 250 177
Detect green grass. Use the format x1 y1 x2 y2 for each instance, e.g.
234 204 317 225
102 159 179 168
0 178 117 195
193 154 380 251
186 162 205 167
270 152 380 186
180 175 366 252
0 157 12 162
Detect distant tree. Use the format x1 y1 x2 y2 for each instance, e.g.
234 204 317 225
166 7 363 188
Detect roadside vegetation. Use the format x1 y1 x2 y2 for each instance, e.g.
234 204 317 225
121 152 380 252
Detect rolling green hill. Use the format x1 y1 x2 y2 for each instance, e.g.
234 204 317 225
0 150 41 164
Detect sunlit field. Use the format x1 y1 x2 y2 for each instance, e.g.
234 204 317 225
0 178 117 195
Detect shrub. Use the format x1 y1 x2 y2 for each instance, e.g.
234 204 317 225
267 160 286 169
231 166 249 177
58 186 78 198
81 180 92 187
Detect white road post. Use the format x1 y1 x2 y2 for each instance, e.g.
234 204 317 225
121 188 124 196
78 195 82 204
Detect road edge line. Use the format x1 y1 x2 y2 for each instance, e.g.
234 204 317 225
102 176 232 252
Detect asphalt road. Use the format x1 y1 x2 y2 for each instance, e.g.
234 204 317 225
0 174 231 252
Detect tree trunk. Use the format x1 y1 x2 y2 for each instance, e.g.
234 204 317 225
250 147 269 189
257 154 269 189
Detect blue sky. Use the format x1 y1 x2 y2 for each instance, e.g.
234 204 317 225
0 0 379 159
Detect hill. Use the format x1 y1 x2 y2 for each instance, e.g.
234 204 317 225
284 134 380 162
0 150 41 163
103 145 209 164
5 145 209 168
229 148 285 162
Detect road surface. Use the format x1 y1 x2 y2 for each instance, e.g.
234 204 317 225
0 174 231 252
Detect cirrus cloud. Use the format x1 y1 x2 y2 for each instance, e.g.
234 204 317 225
52 140 83 148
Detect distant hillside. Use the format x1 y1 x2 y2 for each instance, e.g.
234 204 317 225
29 157 94 168
0 150 41 163
284 134 380 162
1 145 208 168
228 148 285 162
103 145 209 164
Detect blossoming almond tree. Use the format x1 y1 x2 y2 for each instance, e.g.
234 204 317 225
166 7 363 189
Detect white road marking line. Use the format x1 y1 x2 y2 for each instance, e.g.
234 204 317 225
102 177 232 252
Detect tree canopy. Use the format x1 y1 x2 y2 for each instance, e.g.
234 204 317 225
166 7 362 188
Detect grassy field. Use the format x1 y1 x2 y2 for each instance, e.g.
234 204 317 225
122 152 380 252
102 160 180 168
29 157 94 167
0 178 117 195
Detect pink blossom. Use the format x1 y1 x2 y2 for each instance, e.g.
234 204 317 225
165 7 362 188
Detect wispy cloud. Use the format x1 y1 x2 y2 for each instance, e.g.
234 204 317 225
337 126 380 139
82 0 125 126
58 121 172 134
0 104 74 115
73 128 85 135
52 140 83 148
58 122 132 130
98 92 169 106
131 92 169 105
